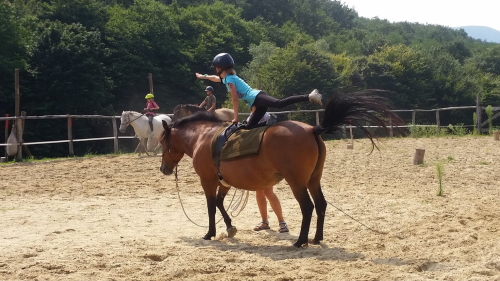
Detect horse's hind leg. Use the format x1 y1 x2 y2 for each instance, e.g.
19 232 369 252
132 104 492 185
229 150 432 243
289 185 314 248
215 185 236 238
308 134 327 244
308 183 326 245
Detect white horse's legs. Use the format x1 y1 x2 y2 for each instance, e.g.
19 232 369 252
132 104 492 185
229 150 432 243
152 143 162 156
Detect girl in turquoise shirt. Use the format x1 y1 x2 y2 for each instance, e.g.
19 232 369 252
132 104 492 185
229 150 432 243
195 53 323 128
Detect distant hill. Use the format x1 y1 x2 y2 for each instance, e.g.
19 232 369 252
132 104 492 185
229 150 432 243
456 26 500 43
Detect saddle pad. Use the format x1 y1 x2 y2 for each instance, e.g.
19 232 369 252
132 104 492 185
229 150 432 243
210 126 268 162
221 126 268 160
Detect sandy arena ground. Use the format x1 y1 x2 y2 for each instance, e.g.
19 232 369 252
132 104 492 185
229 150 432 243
1 136 500 281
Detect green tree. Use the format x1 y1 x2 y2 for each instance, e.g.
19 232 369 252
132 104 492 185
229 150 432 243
0 1 26 114
27 20 111 114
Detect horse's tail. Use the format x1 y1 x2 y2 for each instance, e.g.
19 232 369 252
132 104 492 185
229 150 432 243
313 89 403 151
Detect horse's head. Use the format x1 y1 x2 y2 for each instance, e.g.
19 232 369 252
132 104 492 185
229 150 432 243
159 120 184 175
119 111 129 133
172 104 205 122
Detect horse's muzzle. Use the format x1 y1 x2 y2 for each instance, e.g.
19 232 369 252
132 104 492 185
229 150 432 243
119 127 126 133
160 164 172 175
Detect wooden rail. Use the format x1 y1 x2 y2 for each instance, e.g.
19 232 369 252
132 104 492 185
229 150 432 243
1 105 498 160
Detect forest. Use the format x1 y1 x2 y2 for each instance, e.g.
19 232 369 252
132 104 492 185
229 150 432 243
1 0 500 156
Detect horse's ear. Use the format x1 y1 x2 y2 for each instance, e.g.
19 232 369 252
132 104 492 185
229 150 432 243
162 120 169 130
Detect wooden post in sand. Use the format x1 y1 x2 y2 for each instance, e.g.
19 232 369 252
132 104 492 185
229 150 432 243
494 131 499 141
413 149 425 165
347 121 353 149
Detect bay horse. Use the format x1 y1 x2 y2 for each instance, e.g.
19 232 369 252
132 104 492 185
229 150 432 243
172 104 234 122
160 90 402 248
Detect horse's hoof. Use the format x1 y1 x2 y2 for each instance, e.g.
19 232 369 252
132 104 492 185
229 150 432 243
202 235 213 240
312 239 321 245
227 226 237 238
293 241 308 248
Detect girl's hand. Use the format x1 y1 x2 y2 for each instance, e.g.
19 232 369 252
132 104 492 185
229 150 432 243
195 73 203 79
231 118 238 124
144 108 147 110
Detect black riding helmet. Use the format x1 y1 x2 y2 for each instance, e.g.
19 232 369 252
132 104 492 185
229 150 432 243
212 53 234 76
205 86 214 92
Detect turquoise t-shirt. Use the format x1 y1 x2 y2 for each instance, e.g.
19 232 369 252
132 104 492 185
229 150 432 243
222 75 260 107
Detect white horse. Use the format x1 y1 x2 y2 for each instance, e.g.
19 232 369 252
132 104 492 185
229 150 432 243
119 111 172 155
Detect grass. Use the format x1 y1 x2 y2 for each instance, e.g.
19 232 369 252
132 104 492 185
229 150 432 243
447 155 454 161
435 162 444 196
408 123 483 138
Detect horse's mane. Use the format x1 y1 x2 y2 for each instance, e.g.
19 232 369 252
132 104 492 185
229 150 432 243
124 111 142 117
173 111 223 128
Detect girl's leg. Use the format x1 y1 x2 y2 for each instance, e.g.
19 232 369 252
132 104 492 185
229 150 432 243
254 190 270 230
247 92 309 127
263 186 284 222
253 92 309 109
148 115 154 132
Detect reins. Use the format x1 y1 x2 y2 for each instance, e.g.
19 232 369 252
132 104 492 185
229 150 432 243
123 112 145 126
173 165 249 228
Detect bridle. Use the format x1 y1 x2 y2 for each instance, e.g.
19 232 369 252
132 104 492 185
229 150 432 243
121 111 144 127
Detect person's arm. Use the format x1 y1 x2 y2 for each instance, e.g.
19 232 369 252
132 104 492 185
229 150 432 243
229 83 239 123
195 73 221 83
152 102 159 110
199 100 206 108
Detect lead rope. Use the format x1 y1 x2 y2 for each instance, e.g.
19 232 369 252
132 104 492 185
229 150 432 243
174 165 247 228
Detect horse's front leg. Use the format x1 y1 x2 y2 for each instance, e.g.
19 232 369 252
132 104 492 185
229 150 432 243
201 179 218 240
216 185 237 238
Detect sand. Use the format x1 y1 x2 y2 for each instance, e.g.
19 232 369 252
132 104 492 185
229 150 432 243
1 136 499 281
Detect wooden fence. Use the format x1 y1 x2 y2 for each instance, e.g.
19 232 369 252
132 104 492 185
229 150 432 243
1 105 499 161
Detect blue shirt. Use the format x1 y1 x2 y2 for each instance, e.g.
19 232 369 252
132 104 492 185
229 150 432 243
222 75 260 107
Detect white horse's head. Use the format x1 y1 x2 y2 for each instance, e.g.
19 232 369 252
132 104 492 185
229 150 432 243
119 111 131 133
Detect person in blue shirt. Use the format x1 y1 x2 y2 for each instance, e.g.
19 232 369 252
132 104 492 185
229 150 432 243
195 53 322 127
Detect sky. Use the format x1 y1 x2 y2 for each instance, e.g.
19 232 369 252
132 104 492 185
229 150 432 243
341 0 500 31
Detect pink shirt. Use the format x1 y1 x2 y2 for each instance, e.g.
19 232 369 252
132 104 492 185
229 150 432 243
146 101 158 115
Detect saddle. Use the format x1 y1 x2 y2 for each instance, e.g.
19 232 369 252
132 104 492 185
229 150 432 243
211 122 270 185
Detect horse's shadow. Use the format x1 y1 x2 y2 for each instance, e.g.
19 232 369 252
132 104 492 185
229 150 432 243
180 235 445 270
180 233 364 262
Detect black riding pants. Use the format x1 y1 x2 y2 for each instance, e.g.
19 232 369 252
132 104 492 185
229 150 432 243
147 114 154 131
246 91 309 128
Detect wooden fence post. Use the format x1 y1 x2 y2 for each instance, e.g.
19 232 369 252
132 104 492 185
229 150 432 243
315 111 320 126
494 131 499 141
412 110 416 125
476 93 482 133
288 112 292 120
389 118 393 138
67 115 74 156
4 114 8 158
148 73 153 94
15 69 22 162
436 109 440 128
112 117 118 154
